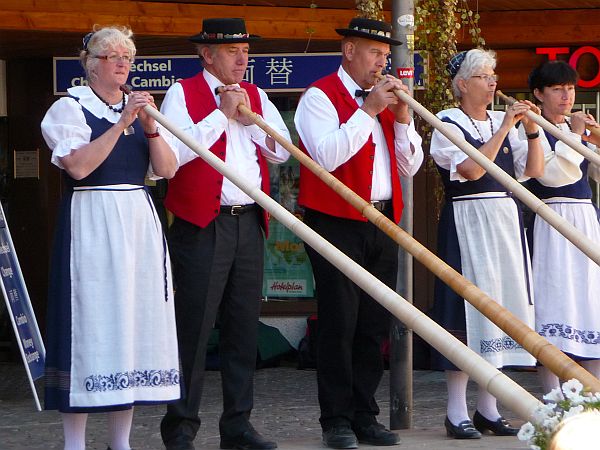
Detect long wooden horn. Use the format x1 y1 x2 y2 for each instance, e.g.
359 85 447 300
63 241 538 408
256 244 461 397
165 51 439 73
225 95 600 392
496 90 600 165
376 82 600 270
123 86 544 421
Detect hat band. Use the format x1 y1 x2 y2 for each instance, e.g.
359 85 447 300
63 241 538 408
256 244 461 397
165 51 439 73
350 26 391 39
200 32 250 40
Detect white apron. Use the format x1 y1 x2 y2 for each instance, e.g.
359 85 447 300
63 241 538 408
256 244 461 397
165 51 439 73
453 192 536 368
68 185 180 407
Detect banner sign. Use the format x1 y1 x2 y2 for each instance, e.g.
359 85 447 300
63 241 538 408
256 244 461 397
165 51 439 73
0 203 45 410
263 219 315 298
54 52 426 95
263 157 314 298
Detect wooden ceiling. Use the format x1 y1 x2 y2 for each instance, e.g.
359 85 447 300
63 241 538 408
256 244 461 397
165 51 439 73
1 0 599 59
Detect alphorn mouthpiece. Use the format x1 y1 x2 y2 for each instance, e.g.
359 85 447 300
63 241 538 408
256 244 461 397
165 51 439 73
119 84 133 95
495 89 516 105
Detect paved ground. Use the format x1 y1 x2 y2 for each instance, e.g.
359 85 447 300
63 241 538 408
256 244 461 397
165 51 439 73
0 361 543 449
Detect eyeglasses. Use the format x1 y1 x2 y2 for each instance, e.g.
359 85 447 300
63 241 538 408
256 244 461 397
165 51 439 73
471 74 499 83
93 54 133 64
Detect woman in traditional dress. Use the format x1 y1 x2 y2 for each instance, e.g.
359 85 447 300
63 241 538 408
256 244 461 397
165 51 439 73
41 26 180 450
524 60 600 393
429 48 543 439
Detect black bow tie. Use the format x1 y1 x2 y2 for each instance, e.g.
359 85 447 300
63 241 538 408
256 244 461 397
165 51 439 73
355 89 371 100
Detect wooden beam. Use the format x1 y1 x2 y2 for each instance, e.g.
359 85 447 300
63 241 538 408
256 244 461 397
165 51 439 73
468 9 600 48
0 0 368 40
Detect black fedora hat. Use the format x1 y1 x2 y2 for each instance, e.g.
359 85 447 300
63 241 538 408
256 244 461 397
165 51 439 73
189 18 260 44
335 17 402 46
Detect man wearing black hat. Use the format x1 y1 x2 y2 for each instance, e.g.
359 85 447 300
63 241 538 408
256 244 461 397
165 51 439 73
294 17 424 448
159 17 290 450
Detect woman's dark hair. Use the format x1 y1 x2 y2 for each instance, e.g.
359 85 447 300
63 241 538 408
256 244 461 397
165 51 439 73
528 60 579 92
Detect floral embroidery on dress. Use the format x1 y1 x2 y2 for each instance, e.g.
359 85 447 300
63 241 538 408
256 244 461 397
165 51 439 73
539 323 600 345
480 336 522 353
84 369 179 392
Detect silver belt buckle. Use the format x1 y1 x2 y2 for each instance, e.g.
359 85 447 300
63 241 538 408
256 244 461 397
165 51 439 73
230 205 243 215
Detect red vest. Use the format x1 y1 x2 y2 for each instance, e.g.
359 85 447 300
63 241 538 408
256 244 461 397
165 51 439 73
298 73 404 223
164 73 270 232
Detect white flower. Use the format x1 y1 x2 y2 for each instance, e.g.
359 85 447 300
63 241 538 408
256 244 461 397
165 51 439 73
563 404 585 419
544 387 564 403
542 415 561 431
532 403 558 425
562 379 584 401
517 422 536 441
526 379 600 449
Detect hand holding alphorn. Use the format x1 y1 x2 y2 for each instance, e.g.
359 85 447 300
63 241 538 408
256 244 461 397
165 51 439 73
497 89 600 139
496 90 600 165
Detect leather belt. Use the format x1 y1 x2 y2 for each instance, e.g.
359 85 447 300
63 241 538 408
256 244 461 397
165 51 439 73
370 200 391 212
220 204 257 216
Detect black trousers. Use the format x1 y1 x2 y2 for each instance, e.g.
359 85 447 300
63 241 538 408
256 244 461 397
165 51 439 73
161 209 264 445
303 207 398 431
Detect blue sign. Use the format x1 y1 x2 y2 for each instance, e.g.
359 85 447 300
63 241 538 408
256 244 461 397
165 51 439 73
0 203 45 410
54 52 426 95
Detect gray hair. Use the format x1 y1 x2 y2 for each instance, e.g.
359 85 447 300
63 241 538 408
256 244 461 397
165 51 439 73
79 26 136 83
451 48 497 99
194 43 218 67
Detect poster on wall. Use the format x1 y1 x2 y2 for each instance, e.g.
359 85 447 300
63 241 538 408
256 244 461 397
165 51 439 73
263 158 315 298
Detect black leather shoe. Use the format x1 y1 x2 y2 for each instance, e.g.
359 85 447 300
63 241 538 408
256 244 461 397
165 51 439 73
444 417 482 439
164 436 195 450
322 425 358 449
473 410 519 436
220 428 277 449
353 422 400 446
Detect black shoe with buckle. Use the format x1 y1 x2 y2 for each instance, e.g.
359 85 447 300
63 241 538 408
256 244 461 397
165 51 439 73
353 422 400 446
473 410 519 436
220 427 277 450
444 416 482 439
322 425 358 449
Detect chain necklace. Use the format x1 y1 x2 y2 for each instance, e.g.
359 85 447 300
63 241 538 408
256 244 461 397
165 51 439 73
459 106 494 143
90 87 125 113
543 114 572 131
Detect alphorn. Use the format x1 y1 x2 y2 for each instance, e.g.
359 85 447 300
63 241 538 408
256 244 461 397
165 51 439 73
497 90 600 165
226 91 600 392
384 82 600 271
120 85 543 421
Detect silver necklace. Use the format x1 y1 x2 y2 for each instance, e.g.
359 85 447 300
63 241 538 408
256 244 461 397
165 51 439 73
459 107 494 143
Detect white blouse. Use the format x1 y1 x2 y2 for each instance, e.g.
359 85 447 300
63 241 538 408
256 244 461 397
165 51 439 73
431 107 531 182
517 122 600 187
41 85 178 179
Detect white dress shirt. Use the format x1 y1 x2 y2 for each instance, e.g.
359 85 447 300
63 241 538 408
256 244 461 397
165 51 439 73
161 70 290 206
294 66 423 201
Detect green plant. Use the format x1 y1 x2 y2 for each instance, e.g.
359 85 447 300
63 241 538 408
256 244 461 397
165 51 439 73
415 0 485 119
355 0 384 20
414 0 485 212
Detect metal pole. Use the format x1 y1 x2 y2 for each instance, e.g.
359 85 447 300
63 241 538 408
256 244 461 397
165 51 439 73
389 0 414 430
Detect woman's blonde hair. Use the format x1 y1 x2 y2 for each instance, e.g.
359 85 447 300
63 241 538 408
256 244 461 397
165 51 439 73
79 25 136 82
